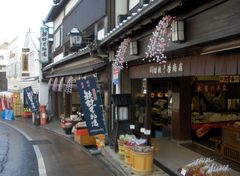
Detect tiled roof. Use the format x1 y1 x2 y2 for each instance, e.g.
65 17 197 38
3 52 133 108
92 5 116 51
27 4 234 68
99 0 170 46
44 0 68 23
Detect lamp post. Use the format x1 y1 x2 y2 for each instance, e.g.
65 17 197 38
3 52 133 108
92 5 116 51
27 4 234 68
68 27 83 49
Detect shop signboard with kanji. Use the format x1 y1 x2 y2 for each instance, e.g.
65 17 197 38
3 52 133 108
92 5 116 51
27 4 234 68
76 76 106 135
23 86 39 112
195 83 227 92
40 27 49 63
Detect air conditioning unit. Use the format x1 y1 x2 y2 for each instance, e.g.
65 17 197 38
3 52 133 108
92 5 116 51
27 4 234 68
117 14 127 25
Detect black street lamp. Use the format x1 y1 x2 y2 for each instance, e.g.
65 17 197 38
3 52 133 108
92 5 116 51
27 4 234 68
68 28 83 49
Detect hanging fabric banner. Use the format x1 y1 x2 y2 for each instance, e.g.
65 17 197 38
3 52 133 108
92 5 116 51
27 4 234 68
0 98 3 111
65 76 73 94
1 97 10 110
23 86 40 112
52 77 58 92
58 77 64 92
76 75 106 136
48 78 53 91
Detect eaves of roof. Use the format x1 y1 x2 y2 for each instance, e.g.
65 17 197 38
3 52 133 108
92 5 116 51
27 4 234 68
99 0 181 46
46 62 106 78
42 46 90 71
44 0 69 23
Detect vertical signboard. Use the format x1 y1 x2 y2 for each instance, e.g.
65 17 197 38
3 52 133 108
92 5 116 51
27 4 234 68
113 68 119 85
23 86 39 112
40 27 49 63
76 76 106 135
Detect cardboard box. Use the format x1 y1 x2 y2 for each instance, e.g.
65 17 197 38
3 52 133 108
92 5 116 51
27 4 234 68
74 132 96 146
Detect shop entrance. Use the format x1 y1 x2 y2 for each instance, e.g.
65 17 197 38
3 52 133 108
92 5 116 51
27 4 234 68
150 79 172 138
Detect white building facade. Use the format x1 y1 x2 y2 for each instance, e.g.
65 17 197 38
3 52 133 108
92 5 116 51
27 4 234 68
6 30 48 106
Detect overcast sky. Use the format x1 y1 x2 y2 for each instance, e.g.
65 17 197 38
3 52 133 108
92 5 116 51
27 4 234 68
0 0 53 43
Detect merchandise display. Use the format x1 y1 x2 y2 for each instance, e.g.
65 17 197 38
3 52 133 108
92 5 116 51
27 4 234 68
180 158 231 176
132 146 153 152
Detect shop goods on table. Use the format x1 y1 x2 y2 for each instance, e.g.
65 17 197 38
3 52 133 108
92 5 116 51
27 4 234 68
179 157 231 176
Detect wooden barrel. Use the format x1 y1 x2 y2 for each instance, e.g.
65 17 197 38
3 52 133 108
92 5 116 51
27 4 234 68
124 144 133 165
132 150 153 175
118 140 125 160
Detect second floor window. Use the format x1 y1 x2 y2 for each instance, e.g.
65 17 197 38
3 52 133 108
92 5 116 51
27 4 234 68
97 18 105 41
54 26 63 50
22 53 29 72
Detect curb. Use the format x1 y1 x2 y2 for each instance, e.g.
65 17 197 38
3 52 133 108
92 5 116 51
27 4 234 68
101 147 129 176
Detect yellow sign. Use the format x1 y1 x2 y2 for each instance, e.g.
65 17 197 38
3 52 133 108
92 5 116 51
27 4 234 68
219 76 239 83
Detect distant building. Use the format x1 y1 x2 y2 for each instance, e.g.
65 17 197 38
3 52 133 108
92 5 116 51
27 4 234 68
6 30 48 106
0 42 8 91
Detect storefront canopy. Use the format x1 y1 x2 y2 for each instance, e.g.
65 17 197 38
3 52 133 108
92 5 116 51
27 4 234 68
46 62 106 78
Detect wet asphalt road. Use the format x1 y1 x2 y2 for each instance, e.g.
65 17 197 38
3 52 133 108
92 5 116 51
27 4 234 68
0 123 38 176
0 119 113 176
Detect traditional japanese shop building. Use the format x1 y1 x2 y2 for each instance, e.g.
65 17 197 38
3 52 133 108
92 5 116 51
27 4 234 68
42 0 110 122
99 0 240 153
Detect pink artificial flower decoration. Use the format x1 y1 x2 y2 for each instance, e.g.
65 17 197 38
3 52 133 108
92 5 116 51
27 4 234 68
112 38 131 71
145 15 176 63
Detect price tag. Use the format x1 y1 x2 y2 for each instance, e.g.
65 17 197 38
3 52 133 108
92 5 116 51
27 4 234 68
130 124 135 129
144 129 151 135
181 168 187 176
140 128 145 133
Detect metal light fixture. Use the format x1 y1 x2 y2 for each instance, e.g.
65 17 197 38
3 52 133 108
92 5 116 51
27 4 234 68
130 41 138 55
53 0 61 5
142 78 147 94
171 20 185 42
68 27 82 49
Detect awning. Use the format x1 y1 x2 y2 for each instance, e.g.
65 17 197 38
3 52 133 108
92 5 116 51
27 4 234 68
46 62 106 78
42 47 90 71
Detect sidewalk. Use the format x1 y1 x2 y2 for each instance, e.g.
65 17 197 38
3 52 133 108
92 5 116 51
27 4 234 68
42 119 169 176
43 119 240 176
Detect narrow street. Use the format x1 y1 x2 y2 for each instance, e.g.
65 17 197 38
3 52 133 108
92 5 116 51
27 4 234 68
0 123 38 176
0 118 114 176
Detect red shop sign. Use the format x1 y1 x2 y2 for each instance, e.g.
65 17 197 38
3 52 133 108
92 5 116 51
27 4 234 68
196 83 227 92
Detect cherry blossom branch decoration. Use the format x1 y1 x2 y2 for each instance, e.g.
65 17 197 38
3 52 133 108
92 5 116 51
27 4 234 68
112 38 131 71
145 15 176 64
